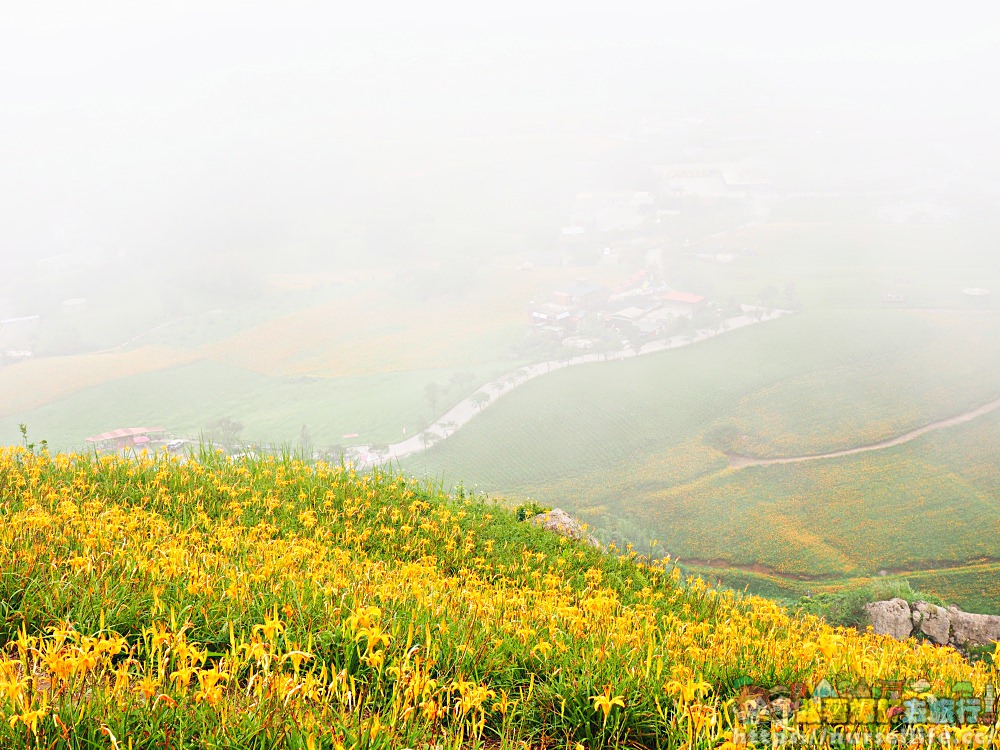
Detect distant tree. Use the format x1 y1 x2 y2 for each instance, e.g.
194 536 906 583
419 431 442 451
723 296 743 318
711 307 727 334
440 420 458 437
424 382 442 416
691 307 716 333
672 315 694 337
783 282 797 306
449 371 476 394
546 339 564 360
758 285 779 309
704 422 743 453
471 392 490 411
369 442 389 463
299 424 312 456
206 417 244 447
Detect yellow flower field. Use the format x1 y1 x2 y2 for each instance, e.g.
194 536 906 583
0 446 997 748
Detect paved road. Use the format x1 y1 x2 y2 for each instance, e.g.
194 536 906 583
384 308 790 463
727 395 1000 469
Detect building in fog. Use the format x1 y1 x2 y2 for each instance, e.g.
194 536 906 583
652 159 772 199
569 192 655 233
659 291 706 316
552 281 610 310
962 288 992 307
0 315 41 361
85 427 166 452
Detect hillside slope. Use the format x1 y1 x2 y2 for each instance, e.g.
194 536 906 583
0 449 996 748
403 308 1000 612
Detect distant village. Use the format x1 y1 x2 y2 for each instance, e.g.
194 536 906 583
2 109 986 367
527 274 720 353
511 135 992 352
0 314 41 365
2 116 990 462
518 155 774 354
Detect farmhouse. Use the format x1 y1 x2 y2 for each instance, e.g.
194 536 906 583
609 306 649 326
552 281 609 310
530 303 571 324
611 269 649 294
85 426 166 452
528 302 582 337
659 291 706 316
637 306 691 334
652 159 772 199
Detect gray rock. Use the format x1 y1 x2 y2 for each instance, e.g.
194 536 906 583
864 598 913 640
947 606 1000 648
866 598 1000 650
531 508 600 548
912 601 951 645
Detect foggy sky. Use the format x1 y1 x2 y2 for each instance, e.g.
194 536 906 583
1 1 998 266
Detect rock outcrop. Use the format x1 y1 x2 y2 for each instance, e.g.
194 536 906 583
948 607 1000 648
865 598 1000 648
864 598 913 640
530 508 600 548
912 601 951 645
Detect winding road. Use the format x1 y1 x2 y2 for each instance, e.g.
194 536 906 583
377 302 1000 471
726 396 1000 469
383 310 1000 469
384 308 790 463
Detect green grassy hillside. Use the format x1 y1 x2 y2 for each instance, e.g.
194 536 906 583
0 258 627 451
405 308 1000 611
0 360 512 450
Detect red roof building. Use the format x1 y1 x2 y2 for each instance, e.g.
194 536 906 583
85 427 165 449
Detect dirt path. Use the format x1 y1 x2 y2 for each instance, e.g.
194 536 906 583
727 396 1000 469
